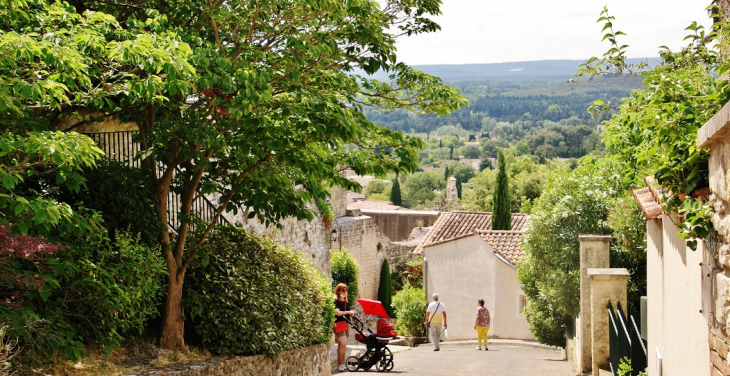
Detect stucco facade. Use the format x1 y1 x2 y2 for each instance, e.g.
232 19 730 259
645 216 711 376
423 234 533 341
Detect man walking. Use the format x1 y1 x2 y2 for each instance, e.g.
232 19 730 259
424 293 447 351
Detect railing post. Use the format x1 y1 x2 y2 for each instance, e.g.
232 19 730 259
578 235 612 374
588 268 630 376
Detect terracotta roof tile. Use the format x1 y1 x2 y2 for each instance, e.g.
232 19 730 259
477 230 525 266
633 177 663 220
414 211 528 254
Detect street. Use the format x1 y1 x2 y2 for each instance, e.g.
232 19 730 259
335 343 570 376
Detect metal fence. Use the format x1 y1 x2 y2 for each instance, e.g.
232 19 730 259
83 131 229 231
608 301 647 376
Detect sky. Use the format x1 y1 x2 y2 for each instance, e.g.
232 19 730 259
394 0 713 65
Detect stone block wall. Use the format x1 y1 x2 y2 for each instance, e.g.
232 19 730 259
360 210 440 242
700 99 730 376
123 343 330 376
227 201 331 276
337 215 392 300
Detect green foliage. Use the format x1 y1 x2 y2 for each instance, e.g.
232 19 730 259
3 210 165 360
607 196 648 305
390 176 403 206
0 1 194 120
444 166 449 181
53 220 166 351
492 149 511 230
403 171 443 209
378 259 393 317
479 158 492 171
392 284 427 337
391 256 424 292
315 199 334 229
184 226 329 355
0 325 16 375
365 180 392 198
456 179 462 199
317 275 336 344
578 7 730 250
331 249 359 304
517 157 629 347
44 160 162 247
0 131 103 235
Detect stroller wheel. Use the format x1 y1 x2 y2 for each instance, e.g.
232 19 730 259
346 356 360 372
376 347 394 372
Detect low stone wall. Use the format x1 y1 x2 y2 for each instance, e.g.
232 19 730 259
123 343 330 376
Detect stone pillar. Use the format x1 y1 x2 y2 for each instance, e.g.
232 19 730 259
588 268 630 376
578 234 612 374
446 177 458 200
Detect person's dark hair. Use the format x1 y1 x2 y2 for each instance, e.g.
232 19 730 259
478 299 485 306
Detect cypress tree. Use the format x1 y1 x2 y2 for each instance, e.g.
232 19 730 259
390 175 402 206
456 178 462 199
377 259 393 317
439 139 442 148
492 149 512 230
444 166 449 181
449 145 454 159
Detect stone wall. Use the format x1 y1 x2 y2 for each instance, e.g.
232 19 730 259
360 210 440 242
123 343 330 376
226 201 331 276
699 100 730 376
336 214 392 300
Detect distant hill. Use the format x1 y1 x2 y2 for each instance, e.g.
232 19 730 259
362 58 659 81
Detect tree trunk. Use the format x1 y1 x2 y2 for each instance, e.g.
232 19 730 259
159 271 186 350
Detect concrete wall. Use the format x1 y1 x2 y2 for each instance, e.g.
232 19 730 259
360 210 440 241
646 215 711 376
423 234 533 341
123 343 330 376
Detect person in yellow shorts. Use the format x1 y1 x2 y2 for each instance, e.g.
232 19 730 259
474 299 491 350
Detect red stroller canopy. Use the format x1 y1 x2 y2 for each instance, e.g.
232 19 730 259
356 298 390 319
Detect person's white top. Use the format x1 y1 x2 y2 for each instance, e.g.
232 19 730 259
427 301 445 324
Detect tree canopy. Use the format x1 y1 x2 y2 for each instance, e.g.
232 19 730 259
8 0 466 349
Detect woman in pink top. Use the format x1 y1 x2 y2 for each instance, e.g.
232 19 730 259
474 299 491 350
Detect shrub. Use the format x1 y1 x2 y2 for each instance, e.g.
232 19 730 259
50 160 163 247
0 326 18 375
392 256 423 292
3 211 166 359
53 219 166 350
317 275 336 344
331 249 359 304
392 284 426 337
184 226 330 355
377 259 393 317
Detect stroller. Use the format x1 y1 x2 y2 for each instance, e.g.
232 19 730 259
344 298 399 372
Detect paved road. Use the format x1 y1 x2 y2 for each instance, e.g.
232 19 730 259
335 343 570 376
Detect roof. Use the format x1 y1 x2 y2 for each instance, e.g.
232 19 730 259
477 230 525 267
632 176 662 220
414 211 528 254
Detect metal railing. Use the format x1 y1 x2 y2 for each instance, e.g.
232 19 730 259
608 301 647 376
82 130 229 231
